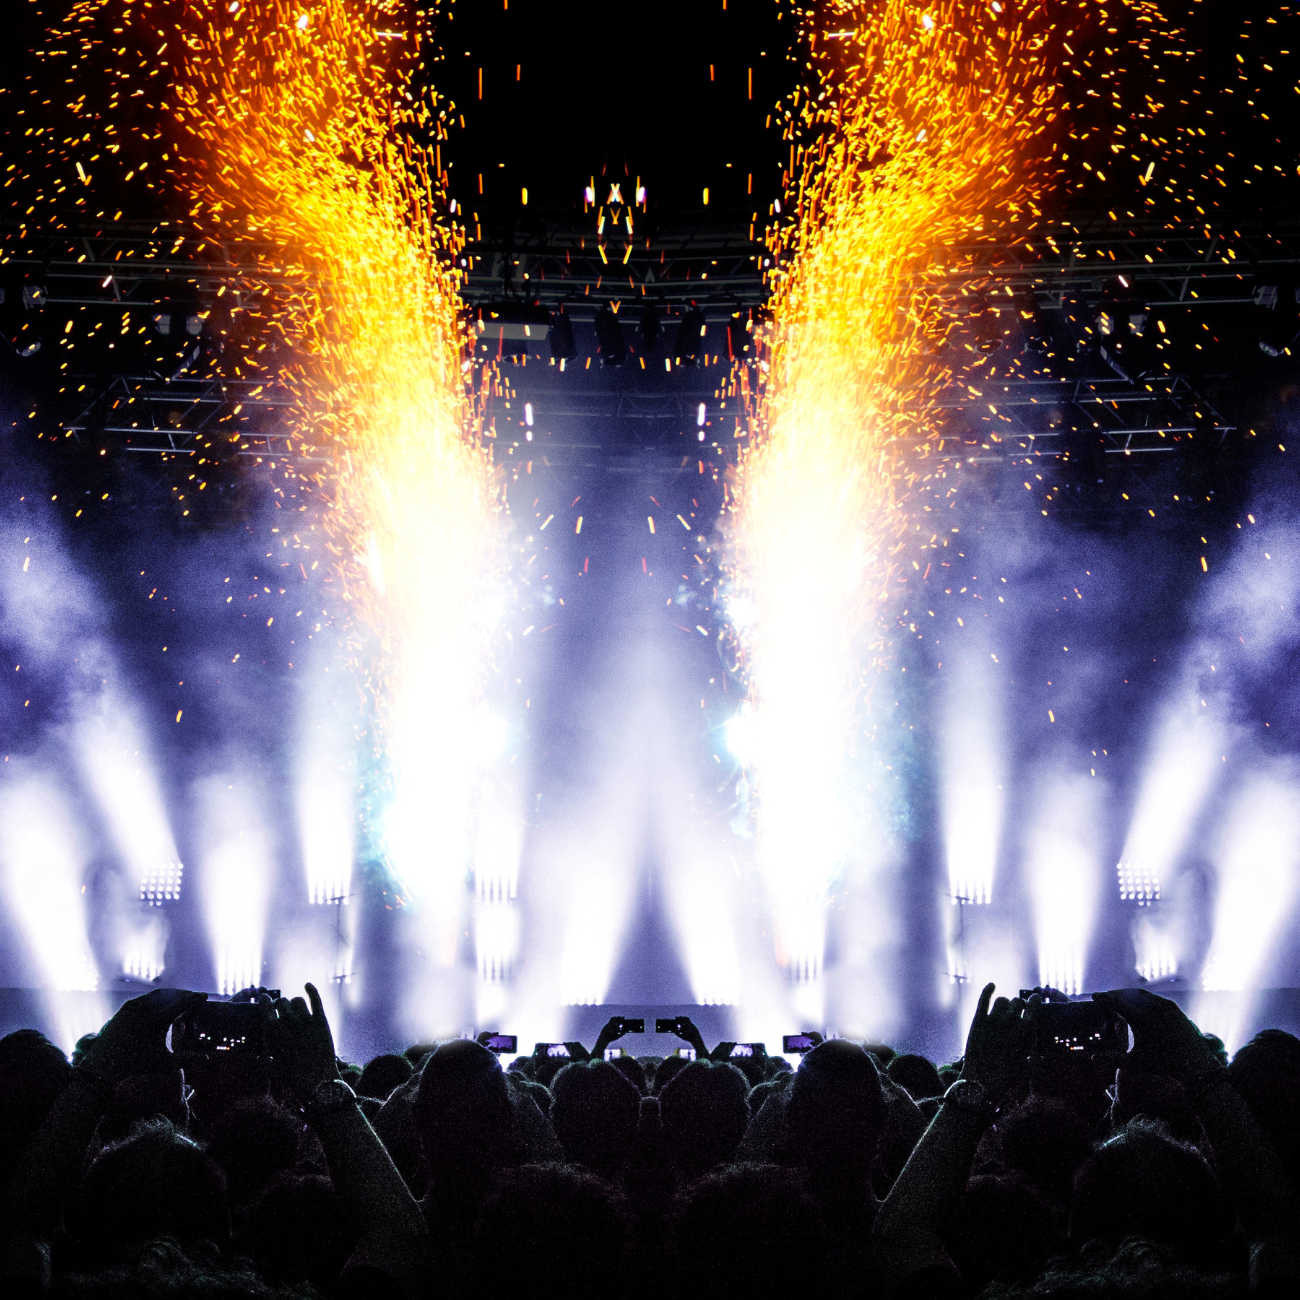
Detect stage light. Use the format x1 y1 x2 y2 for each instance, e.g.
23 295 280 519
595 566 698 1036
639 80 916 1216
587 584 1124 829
548 309 576 363
0 777 100 996
697 402 707 427
196 775 273 995
594 306 626 366
476 898 519 986
940 663 1003 906
21 283 47 310
1115 708 1223 978
74 705 182 983
1026 777 1103 996
673 308 706 365
665 865 741 1006
297 719 354 906
1131 909 1178 984
75 706 183 912
1256 280 1300 357
1201 771 1300 993
524 402 534 428
1097 291 1153 382
1015 289 1050 354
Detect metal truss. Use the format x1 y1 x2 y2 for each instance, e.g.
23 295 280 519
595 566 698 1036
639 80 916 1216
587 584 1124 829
5 213 1292 487
930 372 1233 465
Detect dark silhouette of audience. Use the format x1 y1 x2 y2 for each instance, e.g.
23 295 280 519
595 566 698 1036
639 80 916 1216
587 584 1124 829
2 984 1299 1297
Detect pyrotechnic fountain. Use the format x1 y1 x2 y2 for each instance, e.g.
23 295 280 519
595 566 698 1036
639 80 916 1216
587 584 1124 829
725 0 1070 1032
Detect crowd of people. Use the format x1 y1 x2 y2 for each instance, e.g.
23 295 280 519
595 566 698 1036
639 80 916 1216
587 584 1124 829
2 981 1299 1297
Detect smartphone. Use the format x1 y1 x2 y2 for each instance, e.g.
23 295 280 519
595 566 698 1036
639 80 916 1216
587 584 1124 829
783 1034 818 1054
730 1043 765 1058
676 1047 696 1060
545 1043 571 1058
604 1047 624 1060
655 1017 681 1035
175 1001 265 1055
619 1017 645 1035
482 1034 517 1054
1032 1001 1127 1055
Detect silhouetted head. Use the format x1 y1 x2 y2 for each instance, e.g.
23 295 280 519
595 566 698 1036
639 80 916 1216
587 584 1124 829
667 1163 826 1290
1110 1069 1200 1145
1230 1028 1300 1191
415 1039 515 1185
471 1163 631 1286
726 1052 769 1090
0 1028 70 1190
357 1052 414 1101
652 1054 690 1095
998 1096 1092 1205
659 1060 751 1180
607 1053 648 1096
237 1171 356 1291
66 1119 230 1263
1070 1118 1231 1260
205 1097 302 1205
950 1173 1065 1291
97 1070 190 1146
550 1060 641 1180
515 1077 553 1117
887 1053 944 1100
785 1040 885 1174
531 1051 575 1089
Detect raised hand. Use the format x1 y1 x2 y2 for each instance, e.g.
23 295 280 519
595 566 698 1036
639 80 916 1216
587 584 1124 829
674 1016 709 1059
590 1015 630 1060
959 982 1029 1103
80 988 208 1084
1091 987 1221 1082
264 983 340 1104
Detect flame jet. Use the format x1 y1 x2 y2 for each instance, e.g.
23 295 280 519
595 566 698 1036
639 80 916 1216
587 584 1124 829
172 1 504 1027
725 0 1069 1013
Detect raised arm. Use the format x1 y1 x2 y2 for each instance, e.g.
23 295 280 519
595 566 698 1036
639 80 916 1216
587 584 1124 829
0 988 206 1288
672 1016 710 1061
265 984 427 1295
591 1015 637 1061
869 983 1029 1298
1094 988 1300 1290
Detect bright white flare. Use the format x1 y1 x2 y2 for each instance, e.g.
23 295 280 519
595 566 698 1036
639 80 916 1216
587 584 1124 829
1201 769 1300 992
75 703 183 912
1115 710 1223 939
296 670 356 907
196 775 274 995
940 663 1003 906
1026 776 1104 996
0 777 99 993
